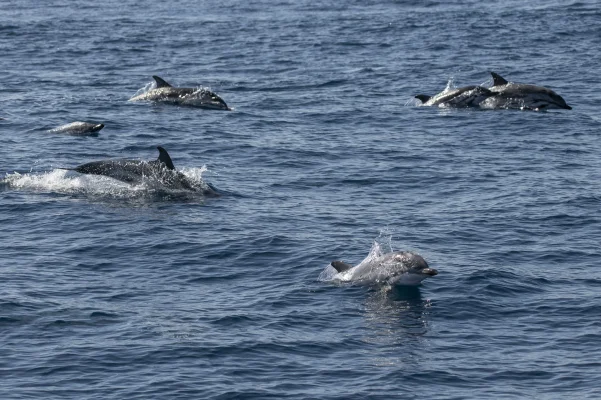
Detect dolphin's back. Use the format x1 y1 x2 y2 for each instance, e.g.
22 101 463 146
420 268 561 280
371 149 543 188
347 253 402 282
422 85 492 107
75 160 151 183
429 85 478 104
130 87 195 102
491 83 551 95
348 252 427 281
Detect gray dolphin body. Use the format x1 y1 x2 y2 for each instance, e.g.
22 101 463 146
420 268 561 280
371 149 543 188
481 72 571 111
49 121 104 136
129 76 230 110
331 251 438 286
67 146 218 195
415 85 493 108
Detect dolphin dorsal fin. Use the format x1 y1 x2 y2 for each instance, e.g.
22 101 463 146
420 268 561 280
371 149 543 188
415 94 431 103
153 76 173 88
490 72 508 86
156 146 175 170
331 261 353 273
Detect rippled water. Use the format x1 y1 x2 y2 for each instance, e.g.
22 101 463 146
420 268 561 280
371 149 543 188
2 1 601 398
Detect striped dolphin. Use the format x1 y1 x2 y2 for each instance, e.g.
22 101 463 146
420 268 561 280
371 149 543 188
129 76 230 110
63 146 218 195
330 251 438 287
49 122 104 136
481 72 571 111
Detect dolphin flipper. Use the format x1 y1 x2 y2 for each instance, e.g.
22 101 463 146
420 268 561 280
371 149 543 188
415 94 431 104
153 76 173 88
156 146 175 170
491 72 509 86
331 261 354 273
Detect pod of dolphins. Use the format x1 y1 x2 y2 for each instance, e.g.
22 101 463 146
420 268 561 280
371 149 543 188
4 71 572 288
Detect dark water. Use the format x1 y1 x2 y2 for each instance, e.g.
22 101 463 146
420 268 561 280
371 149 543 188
2 1 601 398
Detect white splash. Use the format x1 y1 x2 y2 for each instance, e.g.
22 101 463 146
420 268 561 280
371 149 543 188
131 80 157 98
443 77 456 93
318 238 389 283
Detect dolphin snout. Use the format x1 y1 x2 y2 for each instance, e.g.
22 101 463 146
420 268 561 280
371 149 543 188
92 124 105 132
422 268 438 276
563 104 572 110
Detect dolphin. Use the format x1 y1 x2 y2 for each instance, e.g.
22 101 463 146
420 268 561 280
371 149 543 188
64 146 218 195
415 85 493 108
481 71 572 110
330 251 438 286
48 121 104 136
129 76 230 110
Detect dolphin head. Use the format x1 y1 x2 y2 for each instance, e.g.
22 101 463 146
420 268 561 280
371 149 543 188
385 252 438 286
182 89 230 110
523 88 572 111
545 91 571 110
91 123 105 132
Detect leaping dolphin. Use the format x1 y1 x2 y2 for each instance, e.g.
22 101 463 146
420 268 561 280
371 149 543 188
48 121 104 136
129 76 230 110
64 146 218 195
481 71 571 111
330 251 438 287
415 85 493 108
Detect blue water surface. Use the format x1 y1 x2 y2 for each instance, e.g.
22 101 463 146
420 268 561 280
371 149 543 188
2 1 601 399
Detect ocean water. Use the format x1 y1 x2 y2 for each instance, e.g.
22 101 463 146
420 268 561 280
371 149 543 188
2 1 601 398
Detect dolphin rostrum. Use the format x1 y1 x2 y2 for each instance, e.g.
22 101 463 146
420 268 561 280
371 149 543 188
330 251 438 286
64 146 218 195
481 71 571 111
48 121 105 136
415 85 493 108
128 76 230 110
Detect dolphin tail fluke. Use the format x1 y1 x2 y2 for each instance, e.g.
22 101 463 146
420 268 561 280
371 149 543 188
152 76 173 88
156 146 176 170
415 94 431 104
331 261 353 273
490 72 508 86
